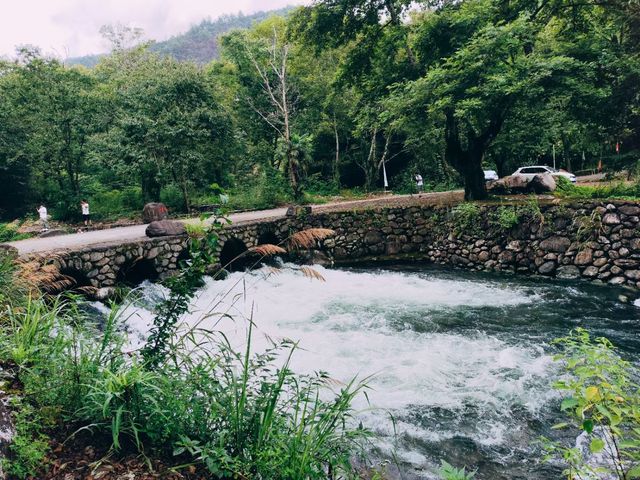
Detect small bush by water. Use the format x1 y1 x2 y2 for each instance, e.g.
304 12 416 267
544 328 640 479
555 176 640 200
0 225 371 479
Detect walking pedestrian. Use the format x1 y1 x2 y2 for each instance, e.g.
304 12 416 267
414 173 424 194
80 200 91 226
37 204 49 231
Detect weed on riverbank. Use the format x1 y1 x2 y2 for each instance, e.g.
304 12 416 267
0 227 372 479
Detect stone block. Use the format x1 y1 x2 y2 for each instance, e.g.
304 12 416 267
574 249 593 266
538 261 556 275
539 236 571 253
557 265 580 279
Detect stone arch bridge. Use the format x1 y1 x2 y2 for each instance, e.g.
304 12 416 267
9 196 640 292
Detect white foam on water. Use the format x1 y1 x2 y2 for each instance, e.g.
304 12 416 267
118 265 558 472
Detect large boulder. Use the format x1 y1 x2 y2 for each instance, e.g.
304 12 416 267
488 173 556 195
39 228 67 238
488 174 529 194
145 220 187 237
142 203 168 223
286 205 312 217
528 173 556 193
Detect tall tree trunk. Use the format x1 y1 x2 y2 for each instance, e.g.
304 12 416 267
444 109 505 201
180 178 190 213
364 128 377 191
461 152 487 200
333 115 340 186
141 162 161 202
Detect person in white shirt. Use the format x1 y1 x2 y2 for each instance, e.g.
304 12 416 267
80 200 91 226
414 173 424 193
37 205 49 231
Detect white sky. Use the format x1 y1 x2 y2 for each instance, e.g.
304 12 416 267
0 0 309 59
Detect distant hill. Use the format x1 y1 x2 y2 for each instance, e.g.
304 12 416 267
68 7 294 68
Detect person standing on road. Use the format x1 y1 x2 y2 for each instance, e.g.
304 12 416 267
414 173 424 194
37 204 49 231
80 200 91 227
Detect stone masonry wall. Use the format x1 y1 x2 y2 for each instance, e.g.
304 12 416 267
287 199 640 289
48 235 189 288
28 198 640 291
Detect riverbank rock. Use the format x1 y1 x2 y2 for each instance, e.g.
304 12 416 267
488 173 556 195
286 205 312 217
0 386 15 480
142 203 168 223
528 174 556 193
488 175 529 194
145 220 186 237
38 228 67 238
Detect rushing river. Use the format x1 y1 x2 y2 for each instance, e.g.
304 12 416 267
113 262 640 479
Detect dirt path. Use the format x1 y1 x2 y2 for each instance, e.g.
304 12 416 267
5 191 464 255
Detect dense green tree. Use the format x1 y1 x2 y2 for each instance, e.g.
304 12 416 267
0 3 638 219
0 48 99 217
93 50 232 210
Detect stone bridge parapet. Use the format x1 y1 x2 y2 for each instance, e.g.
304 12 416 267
17 198 640 292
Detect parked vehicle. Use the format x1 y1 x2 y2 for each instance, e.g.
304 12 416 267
484 170 499 182
511 165 577 183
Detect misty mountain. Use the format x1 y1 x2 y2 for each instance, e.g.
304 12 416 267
68 7 293 68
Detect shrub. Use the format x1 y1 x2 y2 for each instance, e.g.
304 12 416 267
488 199 544 234
304 173 340 196
0 226 369 478
226 168 291 211
543 328 640 479
91 187 144 220
451 203 481 235
555 176 640 200
439 461 476 480
2 400 50 479
0 222 30 243
492 206 520 232
160 184 186 213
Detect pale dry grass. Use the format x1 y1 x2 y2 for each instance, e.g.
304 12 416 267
299 266 326 282
249 244 286 256
288 228 335 250
16 255 75 295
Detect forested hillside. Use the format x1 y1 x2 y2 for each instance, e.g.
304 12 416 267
69 8 293 67
1 0 638 222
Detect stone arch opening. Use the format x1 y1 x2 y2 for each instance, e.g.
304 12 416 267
255 230 285 266
176 247 190 268
257 230 280 247
219 237 249 272
59 267 92 290
117 258 159 286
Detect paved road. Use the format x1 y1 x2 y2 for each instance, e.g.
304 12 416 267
6 192 460 255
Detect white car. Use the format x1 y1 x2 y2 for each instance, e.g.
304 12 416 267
484 170 499 182
512 165 577 183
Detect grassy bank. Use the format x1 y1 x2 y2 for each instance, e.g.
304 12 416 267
0 228 372 479
555 177 640 201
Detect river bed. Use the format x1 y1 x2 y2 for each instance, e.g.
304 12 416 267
110 263 640 479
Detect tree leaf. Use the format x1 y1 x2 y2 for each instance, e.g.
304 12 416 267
583 419 594 433
589 438 605 453
585 386 600 402
561 397 578 411
627 465 640 479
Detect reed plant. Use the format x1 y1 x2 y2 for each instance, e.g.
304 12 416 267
0 224 371 479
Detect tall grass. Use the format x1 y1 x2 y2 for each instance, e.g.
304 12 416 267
555 176 640 199
0 226 371 478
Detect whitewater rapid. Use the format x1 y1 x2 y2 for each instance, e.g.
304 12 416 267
112 264 590 478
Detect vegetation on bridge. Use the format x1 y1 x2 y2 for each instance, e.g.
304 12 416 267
0 0 638 222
